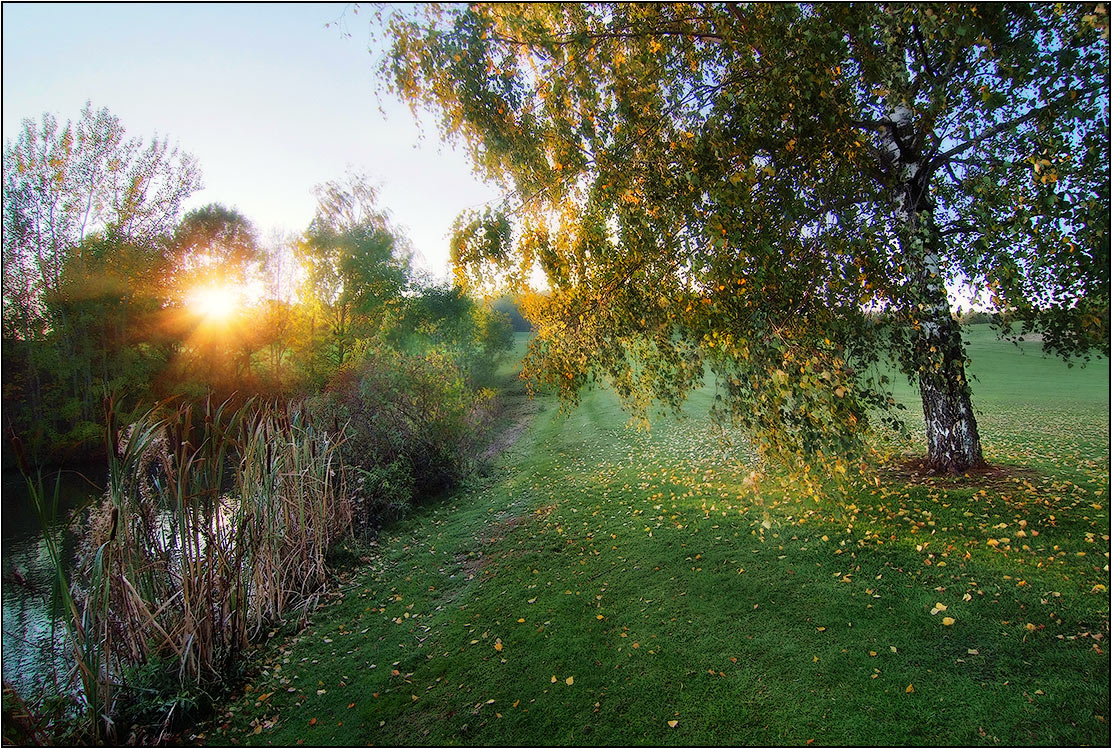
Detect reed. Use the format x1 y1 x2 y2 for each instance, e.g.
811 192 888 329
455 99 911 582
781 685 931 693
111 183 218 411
28 395 352 741
8 434 111 742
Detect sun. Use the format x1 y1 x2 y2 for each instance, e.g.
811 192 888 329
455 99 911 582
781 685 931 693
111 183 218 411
188 284 241 322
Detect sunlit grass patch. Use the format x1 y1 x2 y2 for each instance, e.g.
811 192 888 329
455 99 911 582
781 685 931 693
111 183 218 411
203 328 1109 747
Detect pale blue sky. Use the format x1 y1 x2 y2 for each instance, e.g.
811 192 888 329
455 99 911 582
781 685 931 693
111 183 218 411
1 2 502 279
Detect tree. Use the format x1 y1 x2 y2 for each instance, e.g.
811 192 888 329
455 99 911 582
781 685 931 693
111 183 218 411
3 103 201 459
3 102 201 333
167 203 260 299
379 3 1109 473
296 173 412 372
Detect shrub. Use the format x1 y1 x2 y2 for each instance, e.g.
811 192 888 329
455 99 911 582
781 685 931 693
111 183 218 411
306 346 494 535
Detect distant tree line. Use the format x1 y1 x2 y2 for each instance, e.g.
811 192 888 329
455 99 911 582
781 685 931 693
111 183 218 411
2 104 515 470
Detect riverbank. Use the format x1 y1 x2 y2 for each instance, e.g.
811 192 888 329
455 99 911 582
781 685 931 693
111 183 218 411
197 326 1110 746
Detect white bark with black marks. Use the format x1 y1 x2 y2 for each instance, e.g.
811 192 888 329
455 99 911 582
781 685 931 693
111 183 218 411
884 107 985 473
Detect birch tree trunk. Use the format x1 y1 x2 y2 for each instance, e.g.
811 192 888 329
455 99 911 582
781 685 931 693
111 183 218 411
903 206 985 473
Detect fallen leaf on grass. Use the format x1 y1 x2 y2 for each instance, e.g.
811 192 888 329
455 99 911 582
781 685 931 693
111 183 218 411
551 675 557 683
930 603 947 615
906 684 914 693
667 720 679 728
566 676 574 685
942 617 955 626
309 718 317 726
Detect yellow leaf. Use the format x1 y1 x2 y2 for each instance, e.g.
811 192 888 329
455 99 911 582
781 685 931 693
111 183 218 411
667 720 679 728
942 617 955 626
551 675 557 683
565 676 574 686
597 615 604 620
906 684 915 693
869 651 877 657
518 618 525 623
494 641 503 652
1025 622 1036 631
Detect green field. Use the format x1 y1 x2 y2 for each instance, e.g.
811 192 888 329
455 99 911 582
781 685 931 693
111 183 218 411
202 326 1110 746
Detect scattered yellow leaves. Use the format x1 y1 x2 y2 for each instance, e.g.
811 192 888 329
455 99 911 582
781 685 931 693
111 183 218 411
930 602 948 615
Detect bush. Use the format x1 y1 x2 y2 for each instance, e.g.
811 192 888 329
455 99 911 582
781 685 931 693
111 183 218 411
306 346 494 535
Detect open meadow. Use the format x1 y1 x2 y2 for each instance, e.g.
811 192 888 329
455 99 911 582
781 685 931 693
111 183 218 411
204 327 1110 746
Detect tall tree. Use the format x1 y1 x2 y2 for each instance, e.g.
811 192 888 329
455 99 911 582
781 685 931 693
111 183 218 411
3 102 201 330
379 3 1109 473
296 173 412 371
3 103 201 454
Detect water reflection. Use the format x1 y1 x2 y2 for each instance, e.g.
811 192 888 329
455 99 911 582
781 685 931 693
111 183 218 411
1 470 101 700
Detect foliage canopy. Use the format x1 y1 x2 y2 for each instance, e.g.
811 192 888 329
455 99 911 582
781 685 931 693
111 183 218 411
379 2 1109 473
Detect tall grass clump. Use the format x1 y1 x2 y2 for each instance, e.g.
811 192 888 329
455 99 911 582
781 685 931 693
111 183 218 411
20 396 351 742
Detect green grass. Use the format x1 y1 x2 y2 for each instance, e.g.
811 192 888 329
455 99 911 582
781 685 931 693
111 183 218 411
200 327 1109 746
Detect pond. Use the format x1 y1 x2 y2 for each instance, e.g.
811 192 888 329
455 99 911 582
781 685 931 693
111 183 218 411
1 468 103 701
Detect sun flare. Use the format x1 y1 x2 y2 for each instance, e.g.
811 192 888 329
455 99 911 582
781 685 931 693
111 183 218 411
188 284 240 322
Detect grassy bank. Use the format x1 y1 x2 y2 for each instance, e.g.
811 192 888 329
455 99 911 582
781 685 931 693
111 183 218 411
201 327 1109 746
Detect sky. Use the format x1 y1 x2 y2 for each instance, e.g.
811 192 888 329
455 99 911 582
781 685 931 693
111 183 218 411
1 2 503 280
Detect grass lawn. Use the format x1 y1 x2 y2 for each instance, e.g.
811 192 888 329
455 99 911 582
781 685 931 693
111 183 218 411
200 327 1110 746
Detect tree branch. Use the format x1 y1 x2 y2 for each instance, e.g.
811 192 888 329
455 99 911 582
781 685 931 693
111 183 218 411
930 84 1105 167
